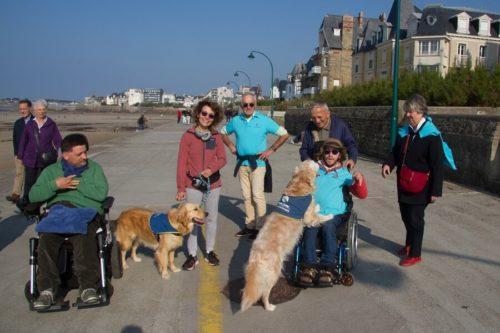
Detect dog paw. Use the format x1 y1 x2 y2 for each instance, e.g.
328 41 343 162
132 256 142 263
161 272 170 279
171 266 181 273
122 262 129 269
265 304 276 312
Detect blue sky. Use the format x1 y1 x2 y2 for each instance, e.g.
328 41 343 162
0 0 498 100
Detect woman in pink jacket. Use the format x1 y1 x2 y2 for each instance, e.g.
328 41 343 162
176 100 227 270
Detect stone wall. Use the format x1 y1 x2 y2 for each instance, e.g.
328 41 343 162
284 105 500 194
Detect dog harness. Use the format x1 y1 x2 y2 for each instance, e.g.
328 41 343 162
149 213 180 236
275 194 312 219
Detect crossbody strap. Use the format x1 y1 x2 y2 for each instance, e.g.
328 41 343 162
401 134 411 167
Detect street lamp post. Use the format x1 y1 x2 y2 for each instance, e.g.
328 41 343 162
248 50 274 118
390 0 401 148
226 80 240 92
234 70 252 87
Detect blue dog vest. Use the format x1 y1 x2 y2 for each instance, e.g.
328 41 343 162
149 213 180 235
275 194 312 219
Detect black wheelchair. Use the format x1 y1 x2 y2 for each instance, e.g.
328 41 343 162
291 189 359 287
25 197 123 312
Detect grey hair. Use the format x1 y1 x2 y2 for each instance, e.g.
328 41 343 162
33 99 48 109
403 94 428 115
241 92 256 102
311 102 330 113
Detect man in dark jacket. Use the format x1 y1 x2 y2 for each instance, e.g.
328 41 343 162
299 103 358 169
6 99 33 203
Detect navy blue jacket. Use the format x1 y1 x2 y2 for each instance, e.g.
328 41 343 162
299 115 358 162
12 116 32 156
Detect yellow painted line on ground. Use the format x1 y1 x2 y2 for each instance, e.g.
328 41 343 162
198 243 223 332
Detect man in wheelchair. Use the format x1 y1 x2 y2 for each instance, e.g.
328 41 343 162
298 138 366 287
28 134 109 310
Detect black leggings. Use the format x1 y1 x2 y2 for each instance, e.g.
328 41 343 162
399 202 428 258
23 166 43 201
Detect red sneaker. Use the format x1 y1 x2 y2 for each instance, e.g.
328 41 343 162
400 257 422 267
398 245 410 256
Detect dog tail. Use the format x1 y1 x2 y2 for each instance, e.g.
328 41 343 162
240 260 263 313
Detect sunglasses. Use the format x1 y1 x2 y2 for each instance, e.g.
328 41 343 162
201 111 215 119
242 103 255 108
324 149 340 156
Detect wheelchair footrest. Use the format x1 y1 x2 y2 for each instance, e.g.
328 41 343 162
72 296 109 309
30 300 70 312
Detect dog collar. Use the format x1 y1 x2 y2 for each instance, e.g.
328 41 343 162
149 213 181 235
275 194 312 219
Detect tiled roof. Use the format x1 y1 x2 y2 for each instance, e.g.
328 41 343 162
417 5 500 36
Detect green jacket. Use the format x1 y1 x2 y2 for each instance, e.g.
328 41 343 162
29 159 109 214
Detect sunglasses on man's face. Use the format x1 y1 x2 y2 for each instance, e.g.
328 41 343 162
324 149 340 156
201 111 215 119
242 103 255 108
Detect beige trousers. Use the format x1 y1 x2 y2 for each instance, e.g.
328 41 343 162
238 166 266 229
12 157 25 196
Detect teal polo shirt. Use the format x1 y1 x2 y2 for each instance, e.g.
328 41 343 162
315 167 354 216
224 111 281 167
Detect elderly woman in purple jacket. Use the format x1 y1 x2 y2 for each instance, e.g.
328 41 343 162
17 99 62 206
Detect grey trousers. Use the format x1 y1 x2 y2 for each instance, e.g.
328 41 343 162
186 187 221 256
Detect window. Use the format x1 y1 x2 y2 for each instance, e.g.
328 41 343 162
430 41 439 54
479 45 486 58
382 49 387 64
478 20 490 36
333 80 340 87
322 76 328 89
323 57 327 67
420 41 429 55
372 33 376 45
457 18 469 34
333 28 341 36
404 46 411 63
377 29 383 43
368 59 373 69
458 43 466 55
355 64 359 73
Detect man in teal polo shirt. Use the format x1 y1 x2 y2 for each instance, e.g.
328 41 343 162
221 93 289 238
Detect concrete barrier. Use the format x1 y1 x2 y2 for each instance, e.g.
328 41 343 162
285 105 500 194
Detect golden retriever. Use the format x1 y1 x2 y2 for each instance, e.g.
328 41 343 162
115 203 205 279
240 160 330 312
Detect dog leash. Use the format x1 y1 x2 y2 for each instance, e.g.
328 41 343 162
199 174 211 209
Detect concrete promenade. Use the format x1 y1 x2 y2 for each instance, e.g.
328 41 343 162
0 119 499 333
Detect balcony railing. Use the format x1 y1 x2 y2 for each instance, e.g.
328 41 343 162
308 66 321 76
455 55 470 67
476 57 486 67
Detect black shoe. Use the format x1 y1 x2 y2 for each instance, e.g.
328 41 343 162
33 289 54 310
235 227 255 238
205 251 220 266
80 288 99 304
6 194 20 204
182 255 198 271
248 229 259 240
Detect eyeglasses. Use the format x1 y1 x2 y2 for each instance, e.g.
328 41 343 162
201 111 215 119
324 149 340 156
242 103 255 108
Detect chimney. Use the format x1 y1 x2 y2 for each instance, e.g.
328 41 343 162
379 12 387 22
358 11 364 27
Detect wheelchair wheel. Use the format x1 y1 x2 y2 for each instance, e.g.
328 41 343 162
110 238 123 279
345 212 358 271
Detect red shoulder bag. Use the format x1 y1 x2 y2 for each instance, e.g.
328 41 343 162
398 135 429 193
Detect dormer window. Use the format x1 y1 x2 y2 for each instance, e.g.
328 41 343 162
472 15 492 37
452 12 472 34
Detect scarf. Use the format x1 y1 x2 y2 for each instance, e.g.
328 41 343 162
62 159 88 177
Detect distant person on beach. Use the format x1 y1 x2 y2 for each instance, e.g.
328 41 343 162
299 103 358 170
137 114 146 130
177 109 182 123
6 99 33 204
17 99 62 213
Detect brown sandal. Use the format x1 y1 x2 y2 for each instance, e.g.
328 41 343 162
297 267 317 287
317 269 334 287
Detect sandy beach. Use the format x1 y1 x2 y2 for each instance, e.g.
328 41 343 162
0 110 173 173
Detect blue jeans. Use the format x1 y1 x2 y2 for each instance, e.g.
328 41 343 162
302 215 344 267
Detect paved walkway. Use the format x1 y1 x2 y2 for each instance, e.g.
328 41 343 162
0 120 499 333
